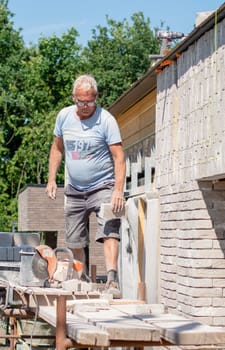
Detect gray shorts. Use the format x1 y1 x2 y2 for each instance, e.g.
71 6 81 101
64 183 121 249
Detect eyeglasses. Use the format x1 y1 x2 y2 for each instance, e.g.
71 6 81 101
76 100 96 107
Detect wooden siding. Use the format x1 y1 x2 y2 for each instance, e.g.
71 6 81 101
155 16 225 326
115 90 156 195
156 22 225 187
117 90 156 150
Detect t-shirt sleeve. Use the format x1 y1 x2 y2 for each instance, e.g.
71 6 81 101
104 114 122 145
53 111 64 137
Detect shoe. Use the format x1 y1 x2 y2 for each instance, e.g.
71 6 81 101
105 280 121 299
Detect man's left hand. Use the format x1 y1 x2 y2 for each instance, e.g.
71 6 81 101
111 190 125 213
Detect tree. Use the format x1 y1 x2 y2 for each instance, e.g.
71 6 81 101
83 12 160 107
0 3 82 229
0 0 30 229
4 29 84 220
0 2 161 230
37 28 84 105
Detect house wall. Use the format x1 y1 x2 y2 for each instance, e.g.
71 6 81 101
116 90 156 195
18 185 65 247
115 90 160 303
117 91 156 150
156 22 225 186
160 179 225 326
89 213 106 277
156 17 225 326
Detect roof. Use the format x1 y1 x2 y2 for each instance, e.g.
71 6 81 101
109 2 225 116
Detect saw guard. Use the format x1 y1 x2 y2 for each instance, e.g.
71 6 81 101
33 245 57 280
54 247 83 280
32 245 84 283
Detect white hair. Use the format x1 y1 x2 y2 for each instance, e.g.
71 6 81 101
72 74 98 95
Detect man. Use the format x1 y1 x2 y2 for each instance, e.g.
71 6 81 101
46 74 126 297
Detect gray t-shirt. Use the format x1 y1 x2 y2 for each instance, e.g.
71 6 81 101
54 105 122 190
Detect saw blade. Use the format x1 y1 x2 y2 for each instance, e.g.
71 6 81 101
32 250 49 280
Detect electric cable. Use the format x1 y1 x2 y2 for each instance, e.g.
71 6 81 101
17 287 39 350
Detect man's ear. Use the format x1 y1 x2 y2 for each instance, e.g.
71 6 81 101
71 93 76 101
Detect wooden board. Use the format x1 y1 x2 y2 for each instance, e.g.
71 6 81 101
39 306 109 347
153 319 225 346
85 303 225 346
4 280 225 348
128 311 225 346
110 302 167 315
75 307 160 342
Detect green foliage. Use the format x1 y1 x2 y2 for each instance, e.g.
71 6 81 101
83 12 160 106
38 28 83 104
0 1 160 230
0 0 29 229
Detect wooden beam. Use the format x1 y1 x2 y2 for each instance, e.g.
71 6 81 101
138 198 146 301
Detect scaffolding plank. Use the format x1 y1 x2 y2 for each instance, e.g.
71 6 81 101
76 307 160 342
153 319 225 346
39 306 109 347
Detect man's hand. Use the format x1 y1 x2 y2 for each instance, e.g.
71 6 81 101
46 181 57 200
111 190 125 213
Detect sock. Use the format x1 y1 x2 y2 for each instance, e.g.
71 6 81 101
107 269 118 282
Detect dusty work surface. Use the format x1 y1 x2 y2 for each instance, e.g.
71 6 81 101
39 299 225 348
2 282 225 348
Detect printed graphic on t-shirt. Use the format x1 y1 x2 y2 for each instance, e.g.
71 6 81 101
65 139 96 160
61 124 116 190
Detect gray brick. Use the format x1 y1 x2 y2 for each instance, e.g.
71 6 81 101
7 247 14 261
0 247 7 260
13 232 40 247
0 232 13 247
13 247 21 261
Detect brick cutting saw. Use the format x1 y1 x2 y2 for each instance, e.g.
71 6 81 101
31 245 85 286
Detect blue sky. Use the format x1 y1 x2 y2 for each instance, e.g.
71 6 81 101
8 0 224 47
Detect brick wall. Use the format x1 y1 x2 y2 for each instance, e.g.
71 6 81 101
155 17 225 327
18 185 106 278
18 185 65 247
156 19 225 188
89 212 106 277
160 179 225 326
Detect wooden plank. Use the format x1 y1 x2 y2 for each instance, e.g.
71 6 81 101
138 198 146 301
117 90 156 127
133 312 225 346
135 312 191 323
108 307 225 346
138 198 145 283
39 306 109 347
111 303 167 315
76 307 160 342
8 285 73 296
153 319 225 346
7 280 225 348
66 298 109 313
67 299 161 316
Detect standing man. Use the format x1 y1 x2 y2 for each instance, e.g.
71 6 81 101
46 74 126 298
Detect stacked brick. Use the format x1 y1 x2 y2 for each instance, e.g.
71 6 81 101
156 18 225 327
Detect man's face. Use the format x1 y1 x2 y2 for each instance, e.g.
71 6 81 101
73 87 97 119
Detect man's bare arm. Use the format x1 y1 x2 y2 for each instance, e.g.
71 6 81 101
46 136 64 199
109 143 126 212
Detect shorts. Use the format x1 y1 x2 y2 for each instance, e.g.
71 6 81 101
64 183 121 249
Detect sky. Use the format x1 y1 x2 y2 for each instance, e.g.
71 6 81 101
7 0 224 47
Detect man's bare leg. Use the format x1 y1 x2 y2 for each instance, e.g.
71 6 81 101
103 237 119 271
